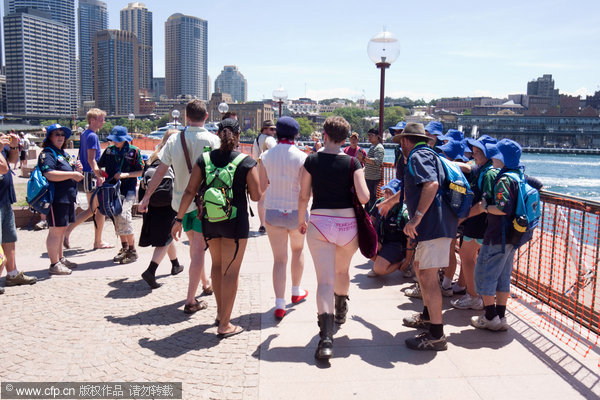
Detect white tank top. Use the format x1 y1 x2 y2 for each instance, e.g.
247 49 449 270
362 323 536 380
261 144 307 211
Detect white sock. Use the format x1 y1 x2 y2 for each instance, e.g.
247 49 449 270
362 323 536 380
291 286 302 296
442 276 452 289
7 270 19 278
275 298 286 310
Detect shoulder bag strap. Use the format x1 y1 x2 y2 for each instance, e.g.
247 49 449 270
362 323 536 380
180 128 193 173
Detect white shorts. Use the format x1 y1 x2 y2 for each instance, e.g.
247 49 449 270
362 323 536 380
414 237 452 270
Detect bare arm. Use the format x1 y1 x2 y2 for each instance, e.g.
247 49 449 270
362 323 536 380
137 162 169 213
353 167 370 204
377 190 401 217
45 170 84 182
403 180 439 239
246 166 262 201
258 161 269 193
171 164 203 241
298 166 312 234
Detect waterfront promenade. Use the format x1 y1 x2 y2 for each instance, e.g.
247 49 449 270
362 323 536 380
1 178 599 399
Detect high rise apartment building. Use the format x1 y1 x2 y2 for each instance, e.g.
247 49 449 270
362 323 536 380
214 65 247 103
78 0 107 104
4 8 71 115
94 30 140 116
165 13 208 100
5 0 77 114
120 2 152 91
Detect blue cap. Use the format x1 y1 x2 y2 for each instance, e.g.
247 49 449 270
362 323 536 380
46 123 72 140
389 121 406 134
424 121 443 136
436 140 468 162
467 135 498 159
380 178 402 195
276 116 300 139
491 139 522 169
440 129 464 142
107 126 133 143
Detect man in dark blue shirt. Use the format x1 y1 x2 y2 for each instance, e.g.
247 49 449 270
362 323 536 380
0 133 37 292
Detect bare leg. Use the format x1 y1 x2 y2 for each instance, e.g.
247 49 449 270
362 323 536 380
257 192 266 228
373 256 401 275
214 238 248 334
306 224 336 314
166 241 177 260
289 228 305 288
459 239 480 297
333 235 358 297
2 242 16 273
419 268 443 324
185 230 206 306
266 223 289 300
444 238 458 281
46 227 67 264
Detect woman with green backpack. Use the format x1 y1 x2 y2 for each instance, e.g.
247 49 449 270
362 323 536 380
172 118 261 338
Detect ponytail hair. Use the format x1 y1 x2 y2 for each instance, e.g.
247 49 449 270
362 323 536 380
217 118 240 153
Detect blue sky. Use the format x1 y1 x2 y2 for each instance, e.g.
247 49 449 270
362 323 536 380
83 1 600 101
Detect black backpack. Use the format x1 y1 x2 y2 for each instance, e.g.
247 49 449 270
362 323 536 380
139 161 174 207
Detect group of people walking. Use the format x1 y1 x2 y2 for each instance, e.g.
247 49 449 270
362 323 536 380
0 99 537 360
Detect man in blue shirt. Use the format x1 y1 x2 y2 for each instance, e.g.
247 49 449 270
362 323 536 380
64 108 112 250
0 133 37 292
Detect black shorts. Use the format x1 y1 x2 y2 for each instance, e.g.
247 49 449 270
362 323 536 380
83 171 97 193
378 241 406 264
48 203 75 227
19 151 27 161
202 216 250 240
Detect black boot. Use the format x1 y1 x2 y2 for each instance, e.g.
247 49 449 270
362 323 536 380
334 294 349 325
315 313 334 360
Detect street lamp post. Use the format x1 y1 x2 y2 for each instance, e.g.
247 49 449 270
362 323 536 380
128 113 135 134
218 102 229 119
367 30 400 138
171 109 180 127
272 86 288 119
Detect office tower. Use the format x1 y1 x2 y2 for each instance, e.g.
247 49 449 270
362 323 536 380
214 65 247 103
5 0 77 114
165 13 208 100
78 0 108 104
152 77 165 100
4 8 70 115
94 30 140 116
120 2 152 91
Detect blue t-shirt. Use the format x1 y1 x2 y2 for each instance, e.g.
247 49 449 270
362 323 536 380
98 143 143 196
78 129 101 172
404 144 458 242
0 146 16 206
38 146 77 204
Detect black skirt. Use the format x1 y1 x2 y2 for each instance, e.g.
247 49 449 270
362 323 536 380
139 205 176 247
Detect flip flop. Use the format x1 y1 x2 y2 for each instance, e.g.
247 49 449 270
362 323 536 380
94 242 115 250
217 326 244 339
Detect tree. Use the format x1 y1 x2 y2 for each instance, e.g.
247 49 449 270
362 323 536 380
296 117 316 139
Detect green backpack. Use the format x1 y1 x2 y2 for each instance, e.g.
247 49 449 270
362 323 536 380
199 152 247 222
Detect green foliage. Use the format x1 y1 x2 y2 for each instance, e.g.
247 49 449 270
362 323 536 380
463 108 472 115
296 117 316 139
330 108 377 136
382 107 407 134
242 129 258 139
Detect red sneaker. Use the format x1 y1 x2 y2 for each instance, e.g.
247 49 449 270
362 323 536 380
274 308 286 319
291 290 308 304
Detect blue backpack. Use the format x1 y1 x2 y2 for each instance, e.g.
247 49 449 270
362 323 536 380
408 146 474 218
27 148 58 214
91 181 123 222
501 170 541 247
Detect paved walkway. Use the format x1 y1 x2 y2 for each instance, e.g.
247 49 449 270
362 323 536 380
2 193 600 399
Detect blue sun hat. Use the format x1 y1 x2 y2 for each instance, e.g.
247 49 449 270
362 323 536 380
467 135 498 159
436 139 468 162
440 129 464 142
490 139 522 169
46 123 72 140
389 121 406 135
380 178 402 195
424 121 443 137
107 126 133 142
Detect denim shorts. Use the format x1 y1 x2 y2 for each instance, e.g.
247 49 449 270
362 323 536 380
266 209 307 231
0 202 17 244
474 243 516 296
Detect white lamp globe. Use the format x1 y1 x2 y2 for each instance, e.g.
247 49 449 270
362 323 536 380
367 30 401 65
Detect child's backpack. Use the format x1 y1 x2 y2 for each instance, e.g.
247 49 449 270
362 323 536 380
139 162 174 207
198 152 247 222
499 170 541 247
408 146 474 218
91 181 123 221
27 148 58 214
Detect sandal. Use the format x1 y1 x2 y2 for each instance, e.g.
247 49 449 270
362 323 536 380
183 299 207 314
93 242 114 250
217 325 244 339
202 285 213 295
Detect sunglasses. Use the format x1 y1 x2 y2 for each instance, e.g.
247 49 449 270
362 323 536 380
268 127 276 131
53 132 66 137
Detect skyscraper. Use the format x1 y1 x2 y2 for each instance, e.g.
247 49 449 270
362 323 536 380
78 0 108 104
4 8 71 115
94 30 140 116
120 2 152 91
165 13 207 100
5 0 77 114
214 65 247 103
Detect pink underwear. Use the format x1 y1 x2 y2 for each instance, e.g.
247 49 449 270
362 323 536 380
309 214 358 246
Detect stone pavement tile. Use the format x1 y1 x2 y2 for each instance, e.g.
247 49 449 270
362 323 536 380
467 374 594 400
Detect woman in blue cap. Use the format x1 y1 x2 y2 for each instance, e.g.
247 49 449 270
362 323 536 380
38 124 84 275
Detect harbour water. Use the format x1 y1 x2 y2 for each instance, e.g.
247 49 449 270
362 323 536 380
382 148 600 201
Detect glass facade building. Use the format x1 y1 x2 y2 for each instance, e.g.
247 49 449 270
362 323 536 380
120 2 152 91
78 0 107 104
214 65 247 103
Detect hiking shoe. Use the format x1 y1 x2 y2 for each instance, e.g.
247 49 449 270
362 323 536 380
113 248 127 263
171 264 184 275
5 271 37 286
405 331 447 351
499 317 509 331
451 294 484 310
452 282 467 295
402 313 431 329
441 285 454 297
120 249 138 264
60 257 78 269
49 262 72 275
471 315 503 331
258 226 266 234
402 265 414 279
404 284 422 298
34 220 48 230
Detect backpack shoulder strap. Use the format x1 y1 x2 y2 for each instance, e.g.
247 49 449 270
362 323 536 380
407 145 440 177
230 153 248 167
180 127 193 173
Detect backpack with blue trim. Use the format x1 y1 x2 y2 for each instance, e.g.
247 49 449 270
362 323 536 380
91 181 123 222
27 148 58 214
408 146 474 218
500 170 541 247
